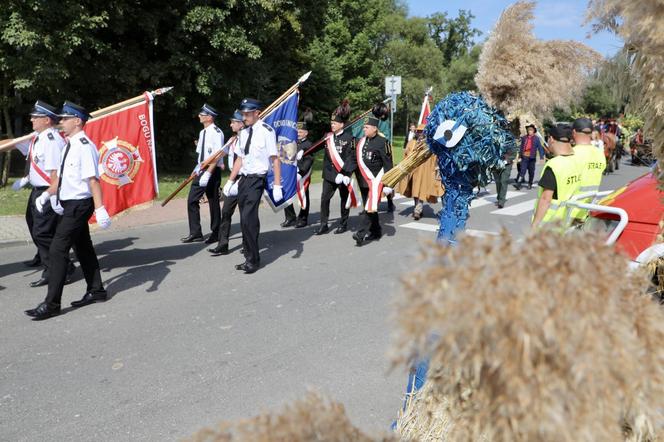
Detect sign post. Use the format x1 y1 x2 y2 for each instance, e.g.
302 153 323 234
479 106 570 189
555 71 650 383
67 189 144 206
384 76 401 142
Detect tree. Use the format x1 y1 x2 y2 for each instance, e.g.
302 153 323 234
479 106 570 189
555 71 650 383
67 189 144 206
427 10 481 67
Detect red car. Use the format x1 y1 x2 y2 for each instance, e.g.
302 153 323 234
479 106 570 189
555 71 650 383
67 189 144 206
581 170 664 265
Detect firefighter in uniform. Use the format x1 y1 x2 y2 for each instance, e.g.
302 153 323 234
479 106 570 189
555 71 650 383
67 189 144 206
316 99 356 235
181 104 224 244
353 115 393 246
223 98 282 274
209 110 244 256
531 124 583 229
25 101 111 320
281 121 314 228
569 117 606 224
13 101 75 287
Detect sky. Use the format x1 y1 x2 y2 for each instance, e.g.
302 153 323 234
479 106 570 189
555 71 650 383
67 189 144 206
406 0 624 58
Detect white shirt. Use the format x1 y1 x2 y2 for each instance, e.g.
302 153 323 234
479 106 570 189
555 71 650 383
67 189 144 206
196 124 224 165
233 119 277 175
28 127 66 187
57 131 100 201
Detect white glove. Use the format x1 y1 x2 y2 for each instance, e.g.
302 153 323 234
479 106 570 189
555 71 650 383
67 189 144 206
95 206 111 229
334 173 344 185
342 176 350 186
49 195 64 215
296 150 304 161
35 191 50 213
273 184 283 202
383 186 393 196
223 180 235 197
198 171 211 187
12 176 29 191
192 164 201 176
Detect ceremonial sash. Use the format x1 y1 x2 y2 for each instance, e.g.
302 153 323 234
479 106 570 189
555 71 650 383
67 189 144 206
356 136 384 213
325 132 359 209
296 168 312 210
28 135 52 185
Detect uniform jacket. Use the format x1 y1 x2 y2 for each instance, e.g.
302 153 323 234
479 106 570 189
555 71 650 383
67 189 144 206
296 138 313 175
323 127 355 182
357 134 393 188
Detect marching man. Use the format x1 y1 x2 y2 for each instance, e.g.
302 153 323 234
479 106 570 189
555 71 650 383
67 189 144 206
25 101 111 320
353 113 393 246
181 104 224 244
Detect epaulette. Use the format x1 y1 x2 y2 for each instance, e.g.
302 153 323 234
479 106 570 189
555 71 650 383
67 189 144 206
214 126 221 133
261 123 273 132
80 137 89 144
47 132 55 140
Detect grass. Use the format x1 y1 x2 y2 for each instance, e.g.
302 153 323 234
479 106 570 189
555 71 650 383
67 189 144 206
0 135 407 216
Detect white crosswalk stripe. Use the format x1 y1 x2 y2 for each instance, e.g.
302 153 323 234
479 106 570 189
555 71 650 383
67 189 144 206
399 222 497 237
491 198 536 216
470 191 525 208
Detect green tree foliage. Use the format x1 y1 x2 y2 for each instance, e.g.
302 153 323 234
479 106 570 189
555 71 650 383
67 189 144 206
0 1 484 173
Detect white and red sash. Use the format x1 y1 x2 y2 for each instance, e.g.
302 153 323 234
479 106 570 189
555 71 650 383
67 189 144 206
325 132 358 209
28 135 52 185
296 168 312 210
356 136 384 213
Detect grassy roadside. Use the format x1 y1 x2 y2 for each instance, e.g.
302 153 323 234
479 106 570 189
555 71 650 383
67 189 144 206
0 135 406 216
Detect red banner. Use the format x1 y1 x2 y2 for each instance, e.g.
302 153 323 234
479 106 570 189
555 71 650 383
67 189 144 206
84 93 158 220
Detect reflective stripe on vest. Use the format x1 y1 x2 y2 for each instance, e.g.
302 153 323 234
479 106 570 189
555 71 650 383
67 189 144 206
534 155 582 225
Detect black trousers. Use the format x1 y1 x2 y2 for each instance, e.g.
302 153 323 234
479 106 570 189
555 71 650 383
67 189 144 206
320 178 349 226
217 194 239 248
45 198 105 307
284 187 310 223
187 169 221 238
238 175 266 265
27 186 60 278
357 187 381 236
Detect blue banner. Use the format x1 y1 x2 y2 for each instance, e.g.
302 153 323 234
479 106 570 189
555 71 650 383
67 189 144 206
263 91 300 211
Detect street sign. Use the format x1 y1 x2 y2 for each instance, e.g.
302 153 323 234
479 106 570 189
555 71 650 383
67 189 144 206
385 76 401 96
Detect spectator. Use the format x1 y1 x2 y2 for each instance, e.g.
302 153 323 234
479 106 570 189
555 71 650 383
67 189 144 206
514 124 545 190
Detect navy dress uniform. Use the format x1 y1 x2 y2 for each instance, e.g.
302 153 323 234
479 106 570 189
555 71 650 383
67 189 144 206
316 105 356 235
209 110 245 256
181 104 224 244
14 101 70 287
25 101 111 320
223 98 281 274
353 116 393 246
281 121 314 228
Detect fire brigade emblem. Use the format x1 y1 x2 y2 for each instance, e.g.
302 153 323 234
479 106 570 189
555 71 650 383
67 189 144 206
99 137 143 187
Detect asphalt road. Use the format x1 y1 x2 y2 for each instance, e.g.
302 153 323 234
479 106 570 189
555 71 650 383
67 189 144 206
0 159 648 441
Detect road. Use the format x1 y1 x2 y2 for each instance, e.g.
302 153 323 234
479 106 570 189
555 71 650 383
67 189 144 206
0 159 647 441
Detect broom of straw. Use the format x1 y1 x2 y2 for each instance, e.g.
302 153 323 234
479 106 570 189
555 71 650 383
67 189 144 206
381 139 434 188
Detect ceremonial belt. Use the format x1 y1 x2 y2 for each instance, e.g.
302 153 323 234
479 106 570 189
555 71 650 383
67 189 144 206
241 173 266 179
356 136 384 213
28 135 52 185
296 168 312 210
325 133 359 209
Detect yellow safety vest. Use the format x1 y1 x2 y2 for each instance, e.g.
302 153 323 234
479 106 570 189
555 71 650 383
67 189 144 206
534 154 583 225
570 143 606 221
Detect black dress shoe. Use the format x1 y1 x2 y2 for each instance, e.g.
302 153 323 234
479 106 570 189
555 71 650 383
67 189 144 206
295 219 307 228
527 184 533 190
181 235 204 243
280 218 296 228
497 202 505 209
235 262 259 274
208 244 229 256
25 303 60 320
24 255 42 268
365 232 382 241
314 224 329 235
512 183 522 190
352 231 365 246
204 236 219 244
29 277 49 288
334 225 347 234
70 291 107 308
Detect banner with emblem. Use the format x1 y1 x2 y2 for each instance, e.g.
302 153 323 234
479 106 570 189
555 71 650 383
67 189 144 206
263 90 299 211
83 92 158 219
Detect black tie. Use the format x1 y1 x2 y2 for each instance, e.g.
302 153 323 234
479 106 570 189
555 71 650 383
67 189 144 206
244 127 253 155
23 135 38 176
198 130 206 163
56 142 71 203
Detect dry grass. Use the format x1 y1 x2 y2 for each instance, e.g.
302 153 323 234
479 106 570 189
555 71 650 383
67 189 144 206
476 1 601 119
187 391 393 442
587 0 664 184
391 231 664 441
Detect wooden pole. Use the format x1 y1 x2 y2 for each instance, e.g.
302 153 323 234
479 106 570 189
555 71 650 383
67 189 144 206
0 87 173 153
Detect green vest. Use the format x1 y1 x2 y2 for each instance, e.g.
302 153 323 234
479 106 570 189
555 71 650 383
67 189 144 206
534 154 583 225
570 143 606 221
